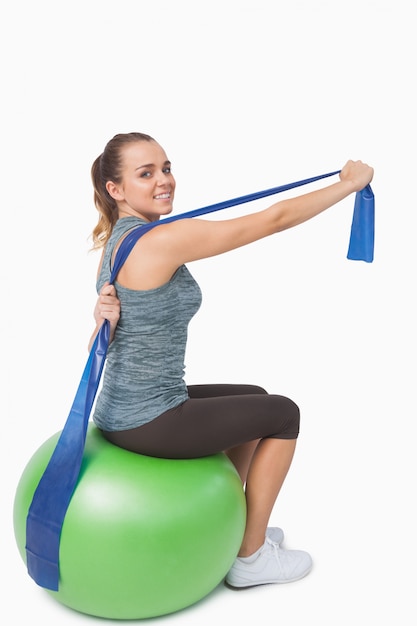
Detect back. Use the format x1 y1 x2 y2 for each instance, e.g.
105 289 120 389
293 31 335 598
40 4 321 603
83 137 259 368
93 217 202 431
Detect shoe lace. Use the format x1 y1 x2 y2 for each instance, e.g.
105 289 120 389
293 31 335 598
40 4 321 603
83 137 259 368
265 536 282 559
265 536 291 570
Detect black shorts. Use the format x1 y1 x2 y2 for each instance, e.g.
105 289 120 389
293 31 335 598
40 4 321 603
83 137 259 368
101 384 300 459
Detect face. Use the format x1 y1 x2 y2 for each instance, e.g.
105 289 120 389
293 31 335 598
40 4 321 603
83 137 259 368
107 140 176 222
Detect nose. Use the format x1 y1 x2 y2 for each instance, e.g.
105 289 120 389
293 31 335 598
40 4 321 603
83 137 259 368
156 170 171 186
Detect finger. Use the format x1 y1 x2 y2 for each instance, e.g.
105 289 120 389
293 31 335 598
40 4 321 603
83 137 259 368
99 296 120 308
100 281 117 297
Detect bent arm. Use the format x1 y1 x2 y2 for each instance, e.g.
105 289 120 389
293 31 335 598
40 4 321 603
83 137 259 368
88 282 121 352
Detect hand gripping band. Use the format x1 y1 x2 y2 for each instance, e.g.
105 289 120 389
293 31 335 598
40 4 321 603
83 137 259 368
25 171 374 590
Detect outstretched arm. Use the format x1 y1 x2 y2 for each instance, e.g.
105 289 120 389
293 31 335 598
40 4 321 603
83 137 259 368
118 159 373 291
165 159 374 261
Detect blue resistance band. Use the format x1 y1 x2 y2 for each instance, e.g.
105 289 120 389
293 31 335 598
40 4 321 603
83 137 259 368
25 171 374 591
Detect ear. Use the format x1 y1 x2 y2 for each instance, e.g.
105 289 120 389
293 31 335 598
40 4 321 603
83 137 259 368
106 180 124 201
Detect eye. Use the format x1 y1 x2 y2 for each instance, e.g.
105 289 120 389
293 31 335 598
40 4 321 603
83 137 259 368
140 170 152 178
163 166 172 174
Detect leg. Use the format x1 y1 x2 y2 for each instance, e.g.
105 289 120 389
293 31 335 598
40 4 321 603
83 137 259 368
187 385 295 554
188 384 263 485
238 437 296 556
225 439 259 484
183 385 312 584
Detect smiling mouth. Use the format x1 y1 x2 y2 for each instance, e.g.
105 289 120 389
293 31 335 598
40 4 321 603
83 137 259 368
154 193 171 199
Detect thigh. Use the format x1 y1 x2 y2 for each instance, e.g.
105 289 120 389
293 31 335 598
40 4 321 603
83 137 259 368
103 391 299 459
187 383 268 399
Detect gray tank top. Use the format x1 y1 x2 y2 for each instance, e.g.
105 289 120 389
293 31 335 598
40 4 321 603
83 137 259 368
92 217 202 431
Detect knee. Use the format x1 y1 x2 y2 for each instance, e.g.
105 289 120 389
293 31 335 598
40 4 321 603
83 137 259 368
287 398 300 433
272 395 300 438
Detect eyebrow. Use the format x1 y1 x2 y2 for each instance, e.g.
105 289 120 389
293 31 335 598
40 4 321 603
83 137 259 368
135 160 171 171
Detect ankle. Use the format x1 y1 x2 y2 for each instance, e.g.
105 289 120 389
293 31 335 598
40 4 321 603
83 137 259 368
238 540 264 558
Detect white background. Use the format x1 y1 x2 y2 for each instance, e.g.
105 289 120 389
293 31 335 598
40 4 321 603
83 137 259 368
2 1 416 624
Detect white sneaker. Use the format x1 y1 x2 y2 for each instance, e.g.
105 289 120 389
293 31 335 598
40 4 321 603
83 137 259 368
266 526 284 545
226 537 312 588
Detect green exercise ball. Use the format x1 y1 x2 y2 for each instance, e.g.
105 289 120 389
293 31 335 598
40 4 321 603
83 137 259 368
13 424 246 619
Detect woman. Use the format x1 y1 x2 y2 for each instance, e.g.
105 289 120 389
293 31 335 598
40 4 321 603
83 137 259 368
88 132 373 588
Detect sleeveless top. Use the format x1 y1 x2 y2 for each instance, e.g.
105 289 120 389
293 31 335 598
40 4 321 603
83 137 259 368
92 216 202 431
